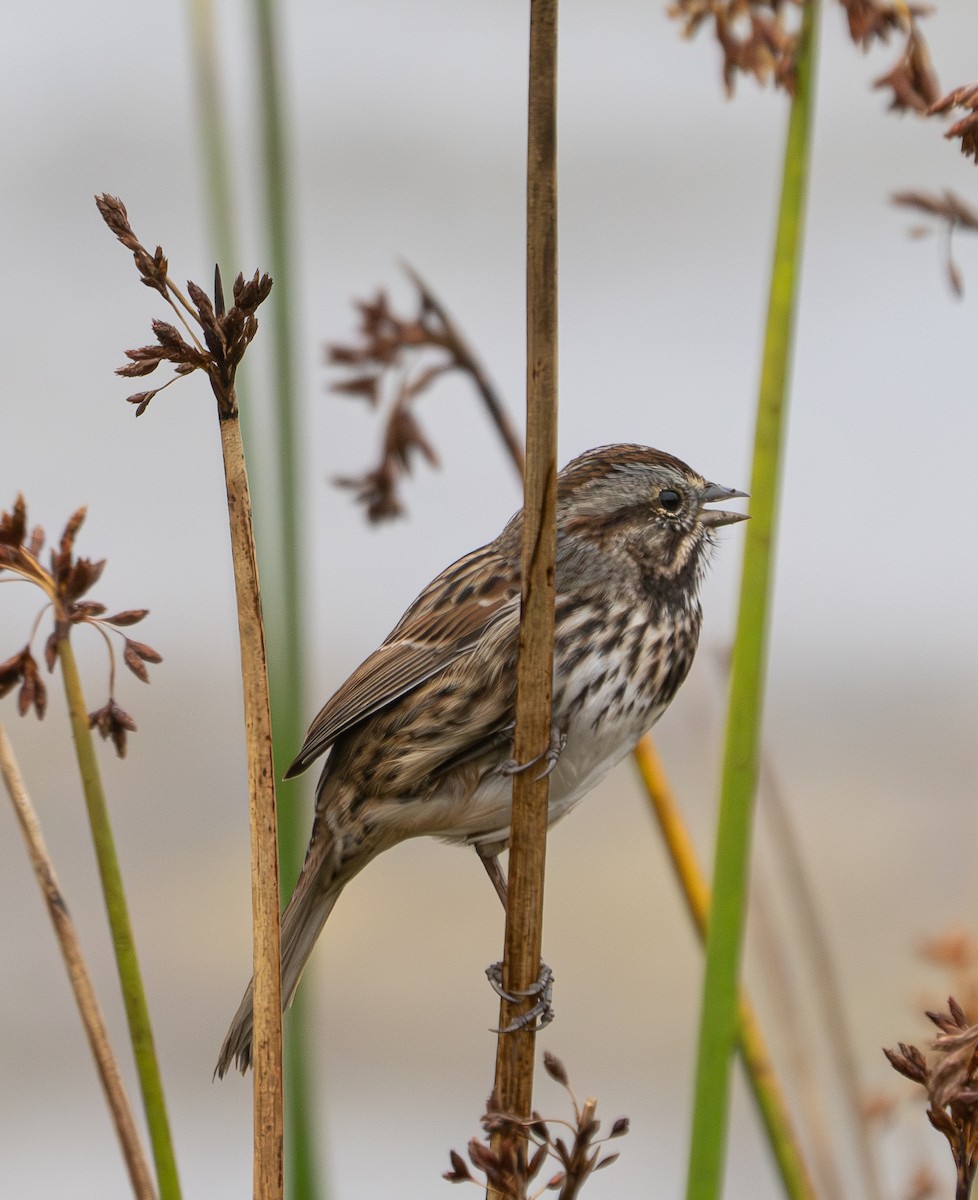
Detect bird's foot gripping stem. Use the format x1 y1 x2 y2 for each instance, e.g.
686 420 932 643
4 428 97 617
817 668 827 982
499 723 566 780
487 961 555 1034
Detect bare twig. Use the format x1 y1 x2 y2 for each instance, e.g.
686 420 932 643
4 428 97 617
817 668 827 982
0 723 158 1200
401 263 526 477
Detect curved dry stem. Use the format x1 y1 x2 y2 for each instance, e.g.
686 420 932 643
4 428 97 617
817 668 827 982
0 723 158 1200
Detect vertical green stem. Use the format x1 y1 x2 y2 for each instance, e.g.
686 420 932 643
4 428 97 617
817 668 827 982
185 2 318 1191
684 5 819 1199
252 3 320 1196
185 0 237 284
57 635 182 1200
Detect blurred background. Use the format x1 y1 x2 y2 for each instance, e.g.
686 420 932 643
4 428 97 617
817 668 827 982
1 1 977 1197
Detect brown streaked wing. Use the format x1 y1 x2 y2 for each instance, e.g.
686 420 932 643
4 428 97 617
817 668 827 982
284 542 519 777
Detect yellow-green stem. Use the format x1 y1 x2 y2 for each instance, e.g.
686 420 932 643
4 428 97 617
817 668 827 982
684 4 819 1198
634 738 816 1200
57 635 182 1200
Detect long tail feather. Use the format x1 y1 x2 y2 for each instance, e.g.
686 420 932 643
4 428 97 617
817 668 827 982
215 867 342 1078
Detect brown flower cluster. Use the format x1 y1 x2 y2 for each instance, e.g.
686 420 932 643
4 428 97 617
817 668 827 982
885 998 978 1200
873 26 941 115
444 1053 628 1199
329 267 522 522
96 194 272 418
0 496 160 757
930 83 978 163
892 190 978 295
329 288 448 520
668 0 937 105
668 0 802 95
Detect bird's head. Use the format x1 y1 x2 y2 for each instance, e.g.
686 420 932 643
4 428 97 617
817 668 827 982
556 443 748 590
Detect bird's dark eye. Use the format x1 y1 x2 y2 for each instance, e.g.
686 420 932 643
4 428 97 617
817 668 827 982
659 489 681 512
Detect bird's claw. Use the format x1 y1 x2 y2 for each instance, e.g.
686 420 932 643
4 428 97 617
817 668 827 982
487 961 555 1034
499 725 566 780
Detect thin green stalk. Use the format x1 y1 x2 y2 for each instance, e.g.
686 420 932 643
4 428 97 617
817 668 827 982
185 3 319 1193
185 0 238 286
252 3 320 1196
57 635 182 1200
684 5 819 1199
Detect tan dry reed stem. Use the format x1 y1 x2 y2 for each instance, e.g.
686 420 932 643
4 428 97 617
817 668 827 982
489 0 559 1185
0 723 159 1200
95 193 282 1200
217 407 284 1200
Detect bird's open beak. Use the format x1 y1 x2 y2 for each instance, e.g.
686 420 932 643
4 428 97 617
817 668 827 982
699 482 749 528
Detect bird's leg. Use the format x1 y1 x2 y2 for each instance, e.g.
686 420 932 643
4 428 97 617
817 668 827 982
486 962 555 1034
476 842 508 908
498 721 566 780
476 845 555 1033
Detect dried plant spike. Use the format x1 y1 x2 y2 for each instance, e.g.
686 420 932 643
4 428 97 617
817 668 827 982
88 700 138 760
95 193 170 299
328 266 522 523
891 189 978 293
0 650 29 701
98 195 272 421
0 494 159 750
105 609 149 627
883 1043 928 1085
448 1060 629 1198
0 494 28 547
443 1150 473 1184
885 998 978 1200
543 1051 569 1087
874 27 940 114
929 82 978 161
892 190 978 228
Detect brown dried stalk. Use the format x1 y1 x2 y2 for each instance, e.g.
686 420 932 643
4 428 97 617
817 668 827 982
488 3 560 1190
445 1054 628 1199
885 998 978 1200
96 194 283 1200
0 723 158 1200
